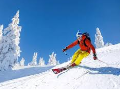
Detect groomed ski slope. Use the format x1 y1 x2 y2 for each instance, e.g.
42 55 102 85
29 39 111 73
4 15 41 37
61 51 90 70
0 43 120 89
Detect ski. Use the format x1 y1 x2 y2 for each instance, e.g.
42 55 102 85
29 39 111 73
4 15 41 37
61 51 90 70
52 67 67 74
52 65 81 74
57 69 69 78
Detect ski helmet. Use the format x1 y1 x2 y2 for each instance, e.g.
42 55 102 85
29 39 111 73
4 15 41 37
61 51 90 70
76 30 82 38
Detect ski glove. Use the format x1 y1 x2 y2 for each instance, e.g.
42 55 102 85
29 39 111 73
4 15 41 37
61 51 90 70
62 47 67 52
93 53 97 60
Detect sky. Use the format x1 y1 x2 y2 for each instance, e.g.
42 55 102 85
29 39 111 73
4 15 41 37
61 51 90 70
0 0 120 65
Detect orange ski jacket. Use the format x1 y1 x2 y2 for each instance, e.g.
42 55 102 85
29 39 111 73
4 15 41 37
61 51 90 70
66 35 96 54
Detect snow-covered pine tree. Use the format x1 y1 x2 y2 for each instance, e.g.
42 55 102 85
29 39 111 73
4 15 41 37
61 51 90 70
105 43 113 47
28 52 38 66
39 57 45 66
48 52 59 66
95 27 104 48
0 25 3 70
0 25 3 51
20 58 25 66
57 60 60 65
0 10 22 71
13 62 20 69
0 25 3 42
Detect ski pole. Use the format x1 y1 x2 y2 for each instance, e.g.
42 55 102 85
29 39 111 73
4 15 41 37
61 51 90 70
64 51 68 55
97 59 109 66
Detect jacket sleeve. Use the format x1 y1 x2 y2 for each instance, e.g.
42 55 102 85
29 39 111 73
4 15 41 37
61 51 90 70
67 40 78 50
85 39 96 54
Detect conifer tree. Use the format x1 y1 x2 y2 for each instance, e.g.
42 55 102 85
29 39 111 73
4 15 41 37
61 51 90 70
95 28 104 48
0 10 22 70
20 58 25 66
28 52 38 66
39 57 45 66
48 52 59 66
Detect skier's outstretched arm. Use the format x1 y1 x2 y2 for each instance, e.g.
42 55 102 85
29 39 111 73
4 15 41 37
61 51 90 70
63 40 78 52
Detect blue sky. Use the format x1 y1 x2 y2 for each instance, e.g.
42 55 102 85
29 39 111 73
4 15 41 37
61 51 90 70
0 0 120 65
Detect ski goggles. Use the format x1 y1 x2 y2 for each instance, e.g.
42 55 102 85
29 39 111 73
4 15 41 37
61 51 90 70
77 35 82 38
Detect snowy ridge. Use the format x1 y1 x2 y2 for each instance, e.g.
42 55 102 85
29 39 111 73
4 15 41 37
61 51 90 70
0 43 120 89
97 43 120 53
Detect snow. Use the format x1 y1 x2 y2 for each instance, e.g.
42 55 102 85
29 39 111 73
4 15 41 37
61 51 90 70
0 43 120 89
28 52 38 66
0 10 21 71
95 27 104 48
39 57 45 66
48 52 59 65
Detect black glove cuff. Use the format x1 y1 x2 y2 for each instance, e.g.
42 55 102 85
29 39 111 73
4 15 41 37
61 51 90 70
65 47 68 50
93 53 96 57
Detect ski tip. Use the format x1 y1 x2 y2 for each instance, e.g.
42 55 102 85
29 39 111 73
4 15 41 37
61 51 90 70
52 69 58 74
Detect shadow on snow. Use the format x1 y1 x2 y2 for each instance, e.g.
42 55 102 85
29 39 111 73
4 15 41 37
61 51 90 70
0 66 53 83
79 66 120 76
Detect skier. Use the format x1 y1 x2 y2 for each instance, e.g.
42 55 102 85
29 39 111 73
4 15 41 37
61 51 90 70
52 31 97 74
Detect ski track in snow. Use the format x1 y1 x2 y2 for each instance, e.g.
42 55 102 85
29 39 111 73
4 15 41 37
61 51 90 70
0 43 120 89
